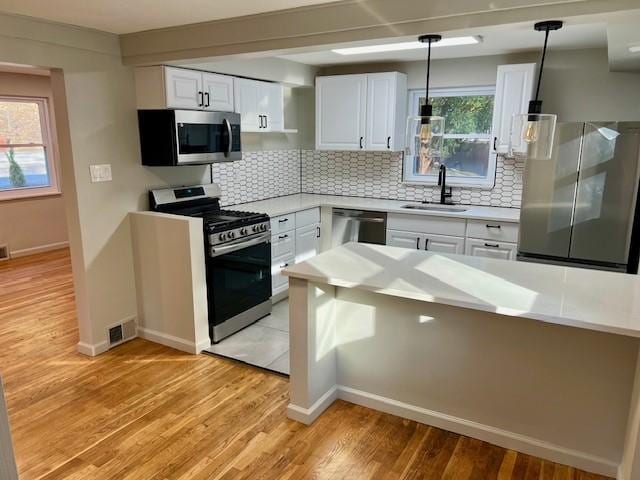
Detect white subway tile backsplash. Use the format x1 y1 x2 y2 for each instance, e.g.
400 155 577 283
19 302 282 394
212 150 300 206
300 150 523 208
213 149 523 209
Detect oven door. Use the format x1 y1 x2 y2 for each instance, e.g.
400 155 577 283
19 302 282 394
175 110 241 164
206 233 272 339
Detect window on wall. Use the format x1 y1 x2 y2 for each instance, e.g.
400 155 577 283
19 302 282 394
404 86 496 187
0 96 58 199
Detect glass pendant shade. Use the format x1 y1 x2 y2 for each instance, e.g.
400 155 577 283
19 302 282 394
509 113 557 160
405 115 444 174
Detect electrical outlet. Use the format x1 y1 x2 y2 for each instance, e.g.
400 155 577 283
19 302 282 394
90 164 112 183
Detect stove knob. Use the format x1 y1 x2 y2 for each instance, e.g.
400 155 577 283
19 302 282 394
228 231 235 239
261 224 267 232
240 228 247 236
252 225 259 233
219 233 226 241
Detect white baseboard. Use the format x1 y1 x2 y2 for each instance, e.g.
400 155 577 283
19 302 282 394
195 338 211 353
288 384 617 478
10 241 69 258
76 340 109 357
137 327 198 354
287 386 339 425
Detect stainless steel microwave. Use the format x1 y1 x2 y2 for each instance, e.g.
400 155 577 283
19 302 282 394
138 110 241 166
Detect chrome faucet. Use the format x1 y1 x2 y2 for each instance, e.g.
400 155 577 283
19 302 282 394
438 164 453 204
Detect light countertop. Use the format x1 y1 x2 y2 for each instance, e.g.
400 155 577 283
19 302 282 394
232 194 520 223
283 242 640 338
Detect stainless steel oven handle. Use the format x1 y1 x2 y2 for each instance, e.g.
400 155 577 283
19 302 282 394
209 232 270 258
224 118 232 158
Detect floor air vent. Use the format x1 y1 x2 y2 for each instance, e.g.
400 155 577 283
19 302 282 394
0 244 9 261
107 318 137 348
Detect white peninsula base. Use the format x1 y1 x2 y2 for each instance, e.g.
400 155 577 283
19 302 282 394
284 244 640 479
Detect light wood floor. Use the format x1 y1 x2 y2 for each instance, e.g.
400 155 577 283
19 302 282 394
0 249 611 480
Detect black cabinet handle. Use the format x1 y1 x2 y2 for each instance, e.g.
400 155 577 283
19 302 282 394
416 237 420 249
204 92 210 107
265 115 268 129
484 243 500 248
278 218 288 223
198 91 203 107
258 115 263 128
387 136 391 149
316 226 321 238
424 238 429 251
493 137 497 151
359 136 363 149
486 224 501 229
278 234 288 239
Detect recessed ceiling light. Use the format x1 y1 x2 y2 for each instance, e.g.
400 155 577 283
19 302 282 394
630 45 640 53
332 36 481 55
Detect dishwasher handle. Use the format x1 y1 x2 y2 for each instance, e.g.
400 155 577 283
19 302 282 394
332 210 386 223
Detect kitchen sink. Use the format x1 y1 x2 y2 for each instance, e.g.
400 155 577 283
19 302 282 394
401 204 468 213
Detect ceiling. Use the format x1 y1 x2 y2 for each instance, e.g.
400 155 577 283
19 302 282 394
0 0 337 34
278 22 608 66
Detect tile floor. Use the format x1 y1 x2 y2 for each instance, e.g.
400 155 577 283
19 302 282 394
204 299 290 375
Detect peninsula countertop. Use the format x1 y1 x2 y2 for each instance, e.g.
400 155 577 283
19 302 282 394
232 194 520 223
283 242 640 338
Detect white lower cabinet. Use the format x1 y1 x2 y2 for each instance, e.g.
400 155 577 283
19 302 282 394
465 238 518 260
271 208 322 295
295 223 321 264
423 234 465 254
387 229 464 254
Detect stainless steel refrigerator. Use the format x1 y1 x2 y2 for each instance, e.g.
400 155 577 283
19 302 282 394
518 122 640 273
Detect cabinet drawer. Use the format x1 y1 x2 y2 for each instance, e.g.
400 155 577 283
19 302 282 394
465 238 518 261
270 214 296 234
387 213 466 236
272 232 295 259
295 208 321 229
272 254 295 289
466 220 519 243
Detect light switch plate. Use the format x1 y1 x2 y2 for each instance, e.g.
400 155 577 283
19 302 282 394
90 164 112 183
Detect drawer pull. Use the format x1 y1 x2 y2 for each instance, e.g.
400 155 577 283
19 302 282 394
486 224 501 229
278 218 289 223
278 234 289 239
424 238 429 251
484 243 500 248
316 226 321 238
416 237 420 249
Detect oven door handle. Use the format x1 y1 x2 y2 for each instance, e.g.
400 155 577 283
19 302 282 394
209 232 271 258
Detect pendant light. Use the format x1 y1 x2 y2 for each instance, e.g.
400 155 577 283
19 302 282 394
405 34 444 175
509 20 563 160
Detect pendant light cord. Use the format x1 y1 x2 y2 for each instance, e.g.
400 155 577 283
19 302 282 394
534 27 551 103
425 39 433 101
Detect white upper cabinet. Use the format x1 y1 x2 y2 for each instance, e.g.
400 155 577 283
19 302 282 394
234 78 285 132
491 63 536 154
201 72 235 112
164 67 203 110
316 72 407 151
316 74 368 150
365 72 407 151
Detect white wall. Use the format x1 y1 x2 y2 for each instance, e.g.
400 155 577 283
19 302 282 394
0 72 68 256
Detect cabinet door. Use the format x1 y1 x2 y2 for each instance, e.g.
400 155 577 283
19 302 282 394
316 75 367 150
423 234 465 255
202 73 234 112
234 78 262 132
262 82 284 132
365 73 398 151
491 63 536 154
386 229 422 250
165 67 202 110
465 238 517 260
295 224 321 264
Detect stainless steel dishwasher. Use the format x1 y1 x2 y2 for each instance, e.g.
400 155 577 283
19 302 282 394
331 208 387 247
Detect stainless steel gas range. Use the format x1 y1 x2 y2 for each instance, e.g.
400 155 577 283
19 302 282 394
149 184 271 343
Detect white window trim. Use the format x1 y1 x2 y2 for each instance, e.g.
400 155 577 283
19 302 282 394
403 86 497 189
0 95 60 201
